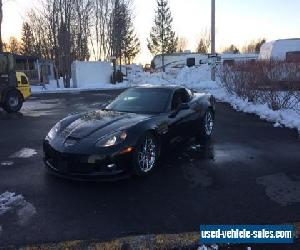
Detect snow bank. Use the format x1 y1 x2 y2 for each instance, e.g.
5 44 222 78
208 85 300 131
128 65 300 132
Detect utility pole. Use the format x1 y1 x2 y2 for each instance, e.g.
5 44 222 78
211 0 216 81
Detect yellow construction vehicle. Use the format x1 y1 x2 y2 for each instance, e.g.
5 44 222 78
0 53 31 113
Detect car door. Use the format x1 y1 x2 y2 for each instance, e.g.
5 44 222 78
180 88 201 137
167 89 192 145
17 74 31 99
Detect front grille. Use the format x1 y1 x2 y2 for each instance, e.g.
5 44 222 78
44 143 110 174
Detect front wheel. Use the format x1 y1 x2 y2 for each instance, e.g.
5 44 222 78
2 90 23 113
132 132 159 176
196 109 214 144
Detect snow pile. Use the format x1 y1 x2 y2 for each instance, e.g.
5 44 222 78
0 192 23 215
128 72 171 86
210 88 300 131
129 65 300 132
175 65 211 84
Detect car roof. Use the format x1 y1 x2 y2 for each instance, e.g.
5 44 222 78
132 85 184 91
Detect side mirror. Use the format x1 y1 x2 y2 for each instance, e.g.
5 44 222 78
169 103 189 118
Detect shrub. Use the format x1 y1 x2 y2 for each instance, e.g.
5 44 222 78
219 60 300 111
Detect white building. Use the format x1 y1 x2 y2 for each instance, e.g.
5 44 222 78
259 38 300 61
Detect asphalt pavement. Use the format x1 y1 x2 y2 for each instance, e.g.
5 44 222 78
0 90 300 248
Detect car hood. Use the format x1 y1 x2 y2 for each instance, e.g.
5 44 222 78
59 110 151 140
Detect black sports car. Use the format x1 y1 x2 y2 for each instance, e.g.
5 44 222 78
43 86 216 180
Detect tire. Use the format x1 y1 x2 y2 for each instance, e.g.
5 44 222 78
196 109 214 144
2 90 23 113
132 132 159 176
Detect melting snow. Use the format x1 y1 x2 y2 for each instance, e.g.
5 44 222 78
0 192 36 229
257 173 300 206
0 161 14 167
10 148 37 159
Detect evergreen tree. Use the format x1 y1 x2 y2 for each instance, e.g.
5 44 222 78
122 6 140 64
197 39 208 53
110 0 126 67
196 31 210 54
20 22 36 56
223 44 240 54
111 0 140 66
147 0 177 71
255 38 266 53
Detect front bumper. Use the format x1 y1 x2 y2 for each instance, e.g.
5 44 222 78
43 141 133 181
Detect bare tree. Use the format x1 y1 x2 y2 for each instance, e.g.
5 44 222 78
27 0 94 87
223 44 240 54
177 37 187 52
92 0 114 60
25 0 139 86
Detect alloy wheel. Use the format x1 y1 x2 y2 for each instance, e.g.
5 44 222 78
204 111 214 136
138 137 157 173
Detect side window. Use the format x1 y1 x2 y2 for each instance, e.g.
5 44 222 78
21 75 28 85
171 89 191 110
171 91 182 110
180 89 191 103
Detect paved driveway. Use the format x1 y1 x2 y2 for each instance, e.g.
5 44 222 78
0 90 300 247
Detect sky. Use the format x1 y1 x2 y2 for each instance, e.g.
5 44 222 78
2 0 300 64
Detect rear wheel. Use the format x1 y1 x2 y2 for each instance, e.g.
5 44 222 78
196 109 214 144
2 90 23 113
132 132 159 176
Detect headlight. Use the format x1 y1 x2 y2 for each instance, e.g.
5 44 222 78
47 122 61 140
95 131 127 148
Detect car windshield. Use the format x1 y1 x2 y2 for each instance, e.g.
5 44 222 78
106 88 172 114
